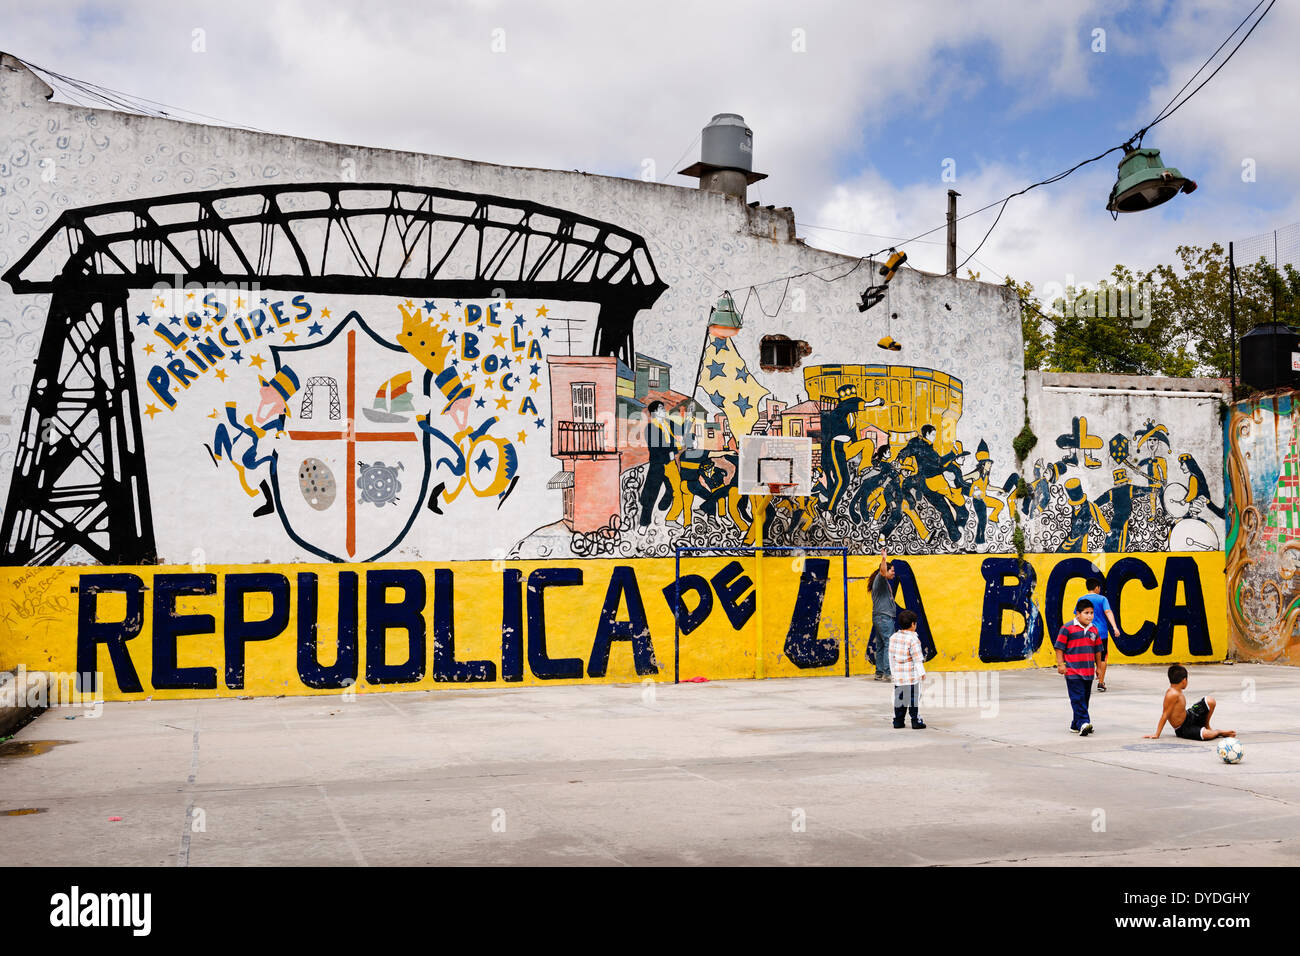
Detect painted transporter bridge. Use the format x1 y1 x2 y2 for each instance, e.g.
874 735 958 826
1 182 667 567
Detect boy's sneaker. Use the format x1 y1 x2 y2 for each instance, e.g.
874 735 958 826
910 719 927 729
1079 723 1094 737
1069 726 1081 734
892 720 905 729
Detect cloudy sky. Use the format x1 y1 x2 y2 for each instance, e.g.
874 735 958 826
7 0 1298 296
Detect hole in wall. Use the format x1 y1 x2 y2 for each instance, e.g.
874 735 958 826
759 334 811 372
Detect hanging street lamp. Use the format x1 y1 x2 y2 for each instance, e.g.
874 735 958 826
1106 147 1197 215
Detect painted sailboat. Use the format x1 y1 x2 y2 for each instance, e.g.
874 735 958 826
362 370 415 423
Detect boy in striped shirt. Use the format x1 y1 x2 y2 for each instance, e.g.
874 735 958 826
1054 598 1102 736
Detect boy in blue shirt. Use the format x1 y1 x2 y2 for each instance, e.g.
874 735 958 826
1081 577 1119 692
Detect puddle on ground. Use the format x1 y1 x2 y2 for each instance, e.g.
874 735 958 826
0 739 73 758
1 807 47 815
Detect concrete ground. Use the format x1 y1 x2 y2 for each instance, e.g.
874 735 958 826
1 664 1298 866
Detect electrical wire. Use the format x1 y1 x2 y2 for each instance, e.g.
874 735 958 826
1146 0 1265 128
1140 0 1275 141
735 0 1276 314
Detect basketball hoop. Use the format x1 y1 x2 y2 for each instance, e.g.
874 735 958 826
765 482 797 497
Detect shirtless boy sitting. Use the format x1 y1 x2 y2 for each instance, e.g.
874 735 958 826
1144 664 1236 741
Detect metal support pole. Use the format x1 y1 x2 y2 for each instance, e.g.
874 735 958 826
1229 241 1237 400
946 189 959 277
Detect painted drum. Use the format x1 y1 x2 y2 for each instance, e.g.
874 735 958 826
299 458 336 511
1163 481 1191 519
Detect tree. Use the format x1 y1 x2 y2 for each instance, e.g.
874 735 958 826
1005 243 1300 382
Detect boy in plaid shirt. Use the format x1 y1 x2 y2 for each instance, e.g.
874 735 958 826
1055 598 1102 736
889 609 927 729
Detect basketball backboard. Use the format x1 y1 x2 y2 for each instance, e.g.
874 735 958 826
738 435 814 495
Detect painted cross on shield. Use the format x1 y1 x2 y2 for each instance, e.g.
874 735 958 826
270 311 432 562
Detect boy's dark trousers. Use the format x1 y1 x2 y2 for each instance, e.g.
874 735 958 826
1065 675 1092 729
893 683 921 727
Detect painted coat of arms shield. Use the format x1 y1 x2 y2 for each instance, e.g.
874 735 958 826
269 311 432 562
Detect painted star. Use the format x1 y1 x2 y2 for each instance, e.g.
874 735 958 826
709 390 725 407
214 368 228 382
470 363 478 373
475 397 487 408
447 330 458 342
144 403 161 420
529 363 541 376
535 305 549 318
495 395 511 410
283 330 298 343
260 298 269 305
230 351 243 364
734 395 752 416
165 350 174 359
208 409 218 419
517 430 527 444
492 333 508 349
403 299 415 309
711 336 729 350
735 366 749 383
500 356 511 368
451 358 459 366
143 343 156 355
423 300 436 312
707 360 726 380
136 312 150 325
514 314 525 327
320 307 331 319
202 323 213 333
191 333 203 343
529 377 541 392
153 297 165 309
505 301 514 310
476 324 485 332
308 322 323 337
169 315 182 325
250 354 267 369
483 377 495 390
441 311 451 322
186 292 195 300
235 297 245 309
534 417 546 429
474 448 493 472
540 326 551 338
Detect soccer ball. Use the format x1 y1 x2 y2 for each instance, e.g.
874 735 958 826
1216 738 1244 764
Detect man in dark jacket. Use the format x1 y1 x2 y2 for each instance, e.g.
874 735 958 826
638 400 679 534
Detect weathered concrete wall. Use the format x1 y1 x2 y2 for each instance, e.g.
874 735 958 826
0 56 1229 695
1224 391 1300 663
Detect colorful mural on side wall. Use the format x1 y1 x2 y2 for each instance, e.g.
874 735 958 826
1224 393 1300 663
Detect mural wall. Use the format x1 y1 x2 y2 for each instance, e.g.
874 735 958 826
1025 372 1230 556
0 56 1231 694
1224 392 1300 663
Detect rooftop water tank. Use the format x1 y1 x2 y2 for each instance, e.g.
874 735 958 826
701 113 753 172
1240 322 1300 392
